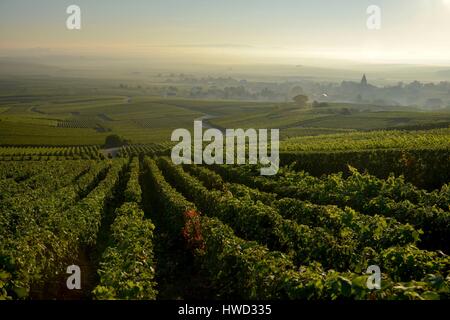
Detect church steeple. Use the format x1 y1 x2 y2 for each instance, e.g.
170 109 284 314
361 74 368 86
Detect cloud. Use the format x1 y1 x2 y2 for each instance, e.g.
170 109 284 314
137 44 256 49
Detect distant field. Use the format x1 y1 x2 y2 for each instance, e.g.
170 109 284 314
0 94 203 145
281 127 357 139
0 119 107 145
1 77 450 146
297 111 450 130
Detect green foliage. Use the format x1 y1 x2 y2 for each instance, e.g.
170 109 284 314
1 154 449 300
274 198 420 251
293 94 309 108
0 159 125 298
142 157 197 235
281 128 450 151
279 148 450 190
144 157 450 300
93 202 157 300
212 164 450 252
123 157 142 203
0 146 102 160
104 135 126 148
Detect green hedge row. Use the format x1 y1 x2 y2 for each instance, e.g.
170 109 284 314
160 159 450 282
142 157 195 236
187 165 420 251
158 158 370 272
93 202 157 300
141 158 450 299
279 148 450 190
123 157 142 203
0 159 126 299
187 165 422 252
212 164 450 252
197 216 450 300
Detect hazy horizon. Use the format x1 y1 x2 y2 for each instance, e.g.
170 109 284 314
1 0 450 67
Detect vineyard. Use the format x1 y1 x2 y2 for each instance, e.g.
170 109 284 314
1 155 449 300
279 129 450 189
57 120 100 129
280 128 450 152
0 143 174 161
3 0 450 309
0 146 104 161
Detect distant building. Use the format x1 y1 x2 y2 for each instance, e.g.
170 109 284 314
361 74 368 87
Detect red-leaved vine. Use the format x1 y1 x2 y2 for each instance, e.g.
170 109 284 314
182 209 205 252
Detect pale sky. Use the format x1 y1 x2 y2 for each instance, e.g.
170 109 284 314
1 0 450 65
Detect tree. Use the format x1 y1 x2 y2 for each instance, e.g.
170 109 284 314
104 134 126 148
293 94 309 108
